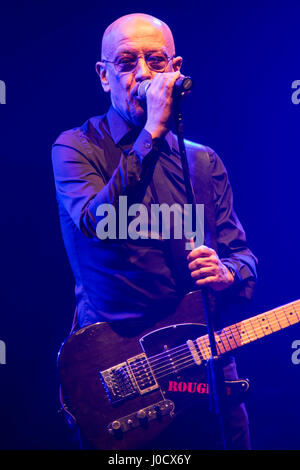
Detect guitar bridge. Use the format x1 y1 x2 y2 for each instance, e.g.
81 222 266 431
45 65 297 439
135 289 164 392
100 362 138 404
99 353 158 404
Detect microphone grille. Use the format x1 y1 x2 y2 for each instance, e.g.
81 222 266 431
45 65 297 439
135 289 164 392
138 80 151 99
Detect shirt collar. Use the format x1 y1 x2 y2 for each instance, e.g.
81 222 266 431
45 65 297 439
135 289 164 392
106 105 173 150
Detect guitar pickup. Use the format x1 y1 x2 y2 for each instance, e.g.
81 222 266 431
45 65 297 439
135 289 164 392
127 353 159 395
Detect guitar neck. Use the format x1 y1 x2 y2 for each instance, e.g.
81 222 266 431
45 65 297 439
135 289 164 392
196 299 300 360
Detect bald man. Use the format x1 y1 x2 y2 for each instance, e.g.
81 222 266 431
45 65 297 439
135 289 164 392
52 13 257 450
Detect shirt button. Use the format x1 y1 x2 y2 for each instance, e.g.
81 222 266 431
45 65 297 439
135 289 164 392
144 141 151 149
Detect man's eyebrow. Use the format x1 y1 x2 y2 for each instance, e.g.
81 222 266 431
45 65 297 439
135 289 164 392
115 48 168 56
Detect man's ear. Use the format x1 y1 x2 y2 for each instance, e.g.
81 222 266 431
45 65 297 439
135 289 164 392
172 56 183 72
95 61 110 93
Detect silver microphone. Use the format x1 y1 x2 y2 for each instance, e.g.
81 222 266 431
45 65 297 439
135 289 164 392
137 76 193 100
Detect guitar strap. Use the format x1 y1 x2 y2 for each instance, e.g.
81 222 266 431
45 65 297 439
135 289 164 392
183 141 218 252
168 134 218 314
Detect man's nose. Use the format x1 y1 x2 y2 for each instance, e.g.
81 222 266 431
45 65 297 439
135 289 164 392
134 57 152 81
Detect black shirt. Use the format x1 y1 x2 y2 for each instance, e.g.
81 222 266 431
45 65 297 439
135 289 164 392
52 106 257 328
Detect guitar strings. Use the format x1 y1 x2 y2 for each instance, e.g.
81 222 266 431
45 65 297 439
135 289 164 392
126 304 300 384
131 352 197 383
155 361 198 381
129 304 300 382
131 345 195 378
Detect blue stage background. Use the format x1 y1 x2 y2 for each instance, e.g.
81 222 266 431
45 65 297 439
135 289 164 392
0 0 299 450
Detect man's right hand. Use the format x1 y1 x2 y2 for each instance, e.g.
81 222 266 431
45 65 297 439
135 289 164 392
144 71 181 140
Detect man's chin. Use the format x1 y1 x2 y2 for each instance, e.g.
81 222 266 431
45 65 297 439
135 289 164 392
130 103 147 128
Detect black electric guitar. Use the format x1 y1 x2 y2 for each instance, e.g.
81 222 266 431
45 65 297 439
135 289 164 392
58 292 300 450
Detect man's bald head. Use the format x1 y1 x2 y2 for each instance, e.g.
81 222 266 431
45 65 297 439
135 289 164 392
96 13 182 128
101 13 176 60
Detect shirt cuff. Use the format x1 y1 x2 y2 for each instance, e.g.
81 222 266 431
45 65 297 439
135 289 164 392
131 129 166 161
222 261 241 284
128 129 167 184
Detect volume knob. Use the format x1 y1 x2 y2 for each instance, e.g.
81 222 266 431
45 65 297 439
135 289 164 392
112 420 121 430
109 420 122 437
137 409 148 423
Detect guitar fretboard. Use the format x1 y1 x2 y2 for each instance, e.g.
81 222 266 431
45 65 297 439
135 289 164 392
196 299 300 360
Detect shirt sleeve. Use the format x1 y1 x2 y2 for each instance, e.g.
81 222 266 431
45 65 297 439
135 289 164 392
207 147 258 296
51 129 161 238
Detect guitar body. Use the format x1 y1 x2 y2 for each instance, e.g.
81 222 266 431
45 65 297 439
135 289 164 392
58 292 214 450
59 321 211 449
58 291 300 450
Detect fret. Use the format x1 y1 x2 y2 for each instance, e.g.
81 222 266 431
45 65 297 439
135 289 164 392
256 314 273 335
242 318 259 341
224 326 237 349
202 336 212 358
275 308 291 329
194 300 300 361
217 330 232 352
242 318 258 342
227 324 244 347
213 334 227 354
292 303 300 321
227 300 299 348
227 326 240 348
266 310 282 331
231 321 252 345
196 336 210 360
249 317 265 338
222 327 237 350
283 305 299 325
280 307 292 326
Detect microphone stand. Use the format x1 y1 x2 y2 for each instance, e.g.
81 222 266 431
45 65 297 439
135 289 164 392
175 98 230 450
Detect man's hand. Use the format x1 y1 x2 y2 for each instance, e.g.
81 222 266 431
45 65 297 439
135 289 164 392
144 71 181 140
187 245 234 291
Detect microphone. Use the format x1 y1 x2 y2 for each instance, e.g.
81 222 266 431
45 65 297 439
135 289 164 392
138 75 193 100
